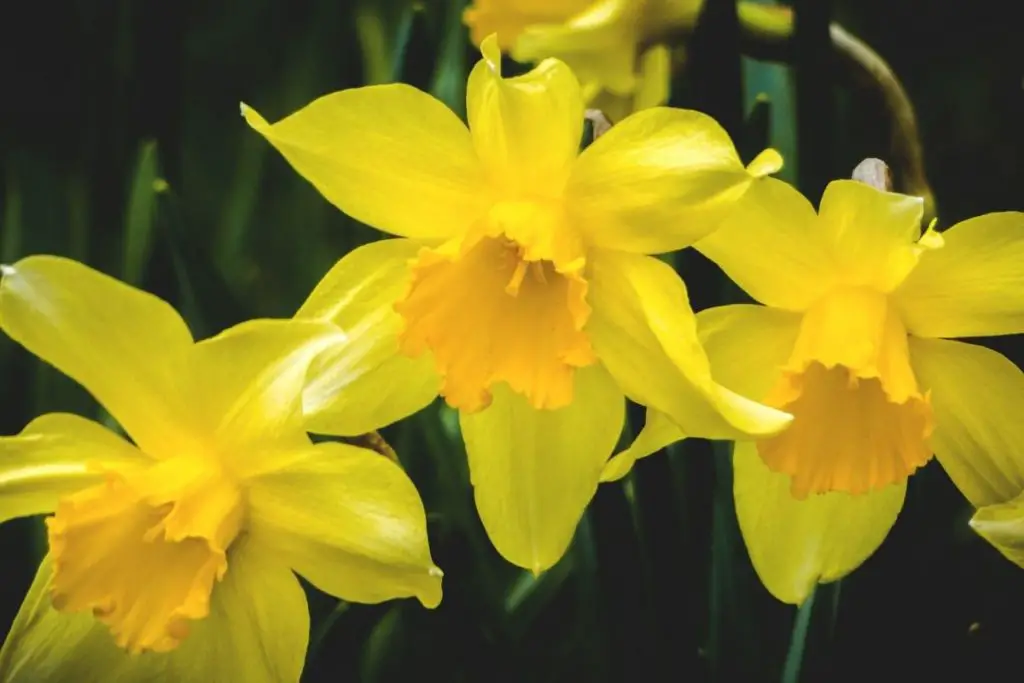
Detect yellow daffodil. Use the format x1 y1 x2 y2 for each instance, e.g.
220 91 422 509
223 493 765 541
241 35 791 573
0 257 441 682
465 0 702 122
609 175 1024 603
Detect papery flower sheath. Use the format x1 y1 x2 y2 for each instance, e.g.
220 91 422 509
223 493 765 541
464 0 702 121
609 175 1024 603
0 257 441 683
242 35 791 573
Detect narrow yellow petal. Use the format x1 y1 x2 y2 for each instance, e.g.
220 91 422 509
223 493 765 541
733 442 905 605
187 319 346 463
247 442 442 608
460 365 625 572
600 408 683 483
0 540 308 683
0 256 196 457
695 178 834 311
970 493 1024 568
297 239 440 436
567 108 756 254
586 250 792 440
909 337 1024 507
632 45 671 112
816 179 925 292
467 35 585 196
0 413 147 524
241 86 485 240
895 211 1024 338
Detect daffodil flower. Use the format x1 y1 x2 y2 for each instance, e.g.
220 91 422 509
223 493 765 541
609 176 1024 603
0 257 441 682
242 35 791 573
465 0 702 121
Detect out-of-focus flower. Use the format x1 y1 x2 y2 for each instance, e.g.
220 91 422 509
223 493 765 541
465 0 703 121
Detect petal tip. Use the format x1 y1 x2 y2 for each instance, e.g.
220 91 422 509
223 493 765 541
0 263 14 277
417 566 444 609
747 148 784 179
480 33 502 74
239 102 270 132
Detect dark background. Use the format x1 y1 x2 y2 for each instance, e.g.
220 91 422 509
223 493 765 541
1 0 1022 681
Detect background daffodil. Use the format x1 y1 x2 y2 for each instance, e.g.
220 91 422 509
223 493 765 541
242 35 791 573
0 257 441 682
464 0 702 122
611 175 1024 604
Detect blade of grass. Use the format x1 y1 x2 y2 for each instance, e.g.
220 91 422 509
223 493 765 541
122 139 163 286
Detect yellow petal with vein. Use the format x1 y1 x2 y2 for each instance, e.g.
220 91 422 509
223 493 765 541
242 86 485 240
467 35 584 196
896 211 1024 338
0 255 196 457
460 365 624 572
247 442 442 608
567 109 758 254
601 408 682 483
0 413 147 525
733 442 905 605
298 239 439 436
188 319 346 464
909 337 1024 507
586 250 791 440
695 178 833 311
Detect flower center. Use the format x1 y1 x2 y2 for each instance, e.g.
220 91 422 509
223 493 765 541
46 456 245 654
395 206 595 412
757 287 934 498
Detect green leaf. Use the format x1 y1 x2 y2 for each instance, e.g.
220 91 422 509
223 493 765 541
122 139 163 286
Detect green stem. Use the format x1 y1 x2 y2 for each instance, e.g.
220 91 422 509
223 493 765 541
781 586 817 683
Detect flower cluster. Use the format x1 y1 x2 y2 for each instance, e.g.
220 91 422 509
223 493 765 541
1 7 1022 682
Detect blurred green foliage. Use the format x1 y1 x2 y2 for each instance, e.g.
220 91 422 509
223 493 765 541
1 0 1023 681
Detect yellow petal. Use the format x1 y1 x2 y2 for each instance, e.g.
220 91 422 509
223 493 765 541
602 305 802 485
566 108 758 254
600 408 683 483
632 44 671 112
0 413 147 524
0 539 308 683
816 179 925 291
696 303 803 399
0 256 196 457
247 442 442 608
297 239 440 436
188 319 346 462
895 211 1024 338
694 178 834 311
241 87 485 240
467 35 584 196
512 0 639 96
460 364 624 572
908 337 1024 507
586 250 792 440
733 441 905 605
970 492 1024 568
464 0 594 48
